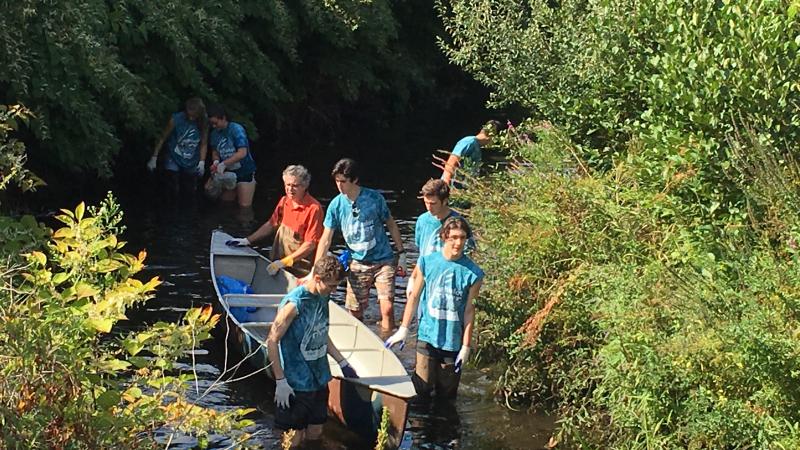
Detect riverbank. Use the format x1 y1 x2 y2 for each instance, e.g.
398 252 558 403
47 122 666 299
459 123 800 448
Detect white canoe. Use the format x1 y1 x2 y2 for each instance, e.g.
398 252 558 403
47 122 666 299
209 230 415 448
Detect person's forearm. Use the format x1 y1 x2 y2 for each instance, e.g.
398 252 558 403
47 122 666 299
442 154 460 183
386 217 404 253
327 337 345 363
314 229 333 263
289 241 316 262
247 222 275 244
199 141 208 162
462 304 475 348
267 339 284 379
222 147 247 166
400 267 423 327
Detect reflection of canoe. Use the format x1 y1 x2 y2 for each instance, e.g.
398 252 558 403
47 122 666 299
209 230 415 448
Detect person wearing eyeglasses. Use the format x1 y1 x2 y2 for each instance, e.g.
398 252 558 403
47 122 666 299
385 216 484 400
439 120 504 187
267 256 358 447
225 165 323 277
312 158 406 331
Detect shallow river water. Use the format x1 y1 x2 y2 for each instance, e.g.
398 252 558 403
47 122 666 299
42 137 555 449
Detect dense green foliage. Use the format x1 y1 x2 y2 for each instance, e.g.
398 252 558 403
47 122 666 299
439 0 800 447
0 109 253 448
440 0 800 153
0 1 441 175
462 125 800 448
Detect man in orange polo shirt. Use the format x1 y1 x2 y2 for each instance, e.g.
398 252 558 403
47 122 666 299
226 165 323 277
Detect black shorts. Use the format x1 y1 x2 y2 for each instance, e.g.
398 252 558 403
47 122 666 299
234 170 255 183
274 386 329 431
412 341 461 399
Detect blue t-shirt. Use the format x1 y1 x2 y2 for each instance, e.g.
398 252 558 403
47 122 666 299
417 252 484 352
168 112 203 169
452 136 482 164
209 122 256 175
323 187 394 262
415 210 474 259
278 286 332 392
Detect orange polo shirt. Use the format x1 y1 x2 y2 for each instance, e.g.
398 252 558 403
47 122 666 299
268 194 324 243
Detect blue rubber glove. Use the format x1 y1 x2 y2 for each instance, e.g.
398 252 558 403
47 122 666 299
339 359 359 378
337 250 352 272
226 238 250 247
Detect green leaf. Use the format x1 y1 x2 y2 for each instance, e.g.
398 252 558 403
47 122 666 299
86 318 114 333
96 389 121 410
99 358 131 373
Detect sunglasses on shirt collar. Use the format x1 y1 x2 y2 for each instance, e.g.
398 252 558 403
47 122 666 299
351 201 360 218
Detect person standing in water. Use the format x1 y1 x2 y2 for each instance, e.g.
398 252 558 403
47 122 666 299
225 165 323 277
207 104 257 207
147 97 208 197
312 158 407 331
267 256 358 448
385 216 484 399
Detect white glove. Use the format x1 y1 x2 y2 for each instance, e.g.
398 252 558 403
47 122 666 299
274 378 294 409
225 237 250 247
217 161 227 174
146 155 158 172
396 252 408 277
455 345 471 373
196 160 205 177
383 325 408 350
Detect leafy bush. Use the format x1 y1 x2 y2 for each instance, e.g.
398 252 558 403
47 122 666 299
0 107 253 448
0 198 254 449
461 124 800 448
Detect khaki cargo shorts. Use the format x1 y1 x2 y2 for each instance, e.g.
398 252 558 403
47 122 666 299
345 259 395 312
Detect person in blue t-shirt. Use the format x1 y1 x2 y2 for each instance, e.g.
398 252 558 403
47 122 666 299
206 104 257 207
267 256 358 447
147 97 209 197
439 120 504 187
385 216 484 399
312 158 407 331
407 178 474 301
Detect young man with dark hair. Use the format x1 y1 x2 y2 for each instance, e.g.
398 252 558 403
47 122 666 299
206 104 257 207
406 178 473 299
313 158 407 330
267 256 358 448
440 120 504 186
385 216 484 399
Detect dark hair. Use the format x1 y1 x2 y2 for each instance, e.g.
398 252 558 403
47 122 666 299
331 158 359 183
439 216 472 241
420 178 450 202
185 97 207 130
314 255 345 283
207 104 227 120
482 120 505 135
